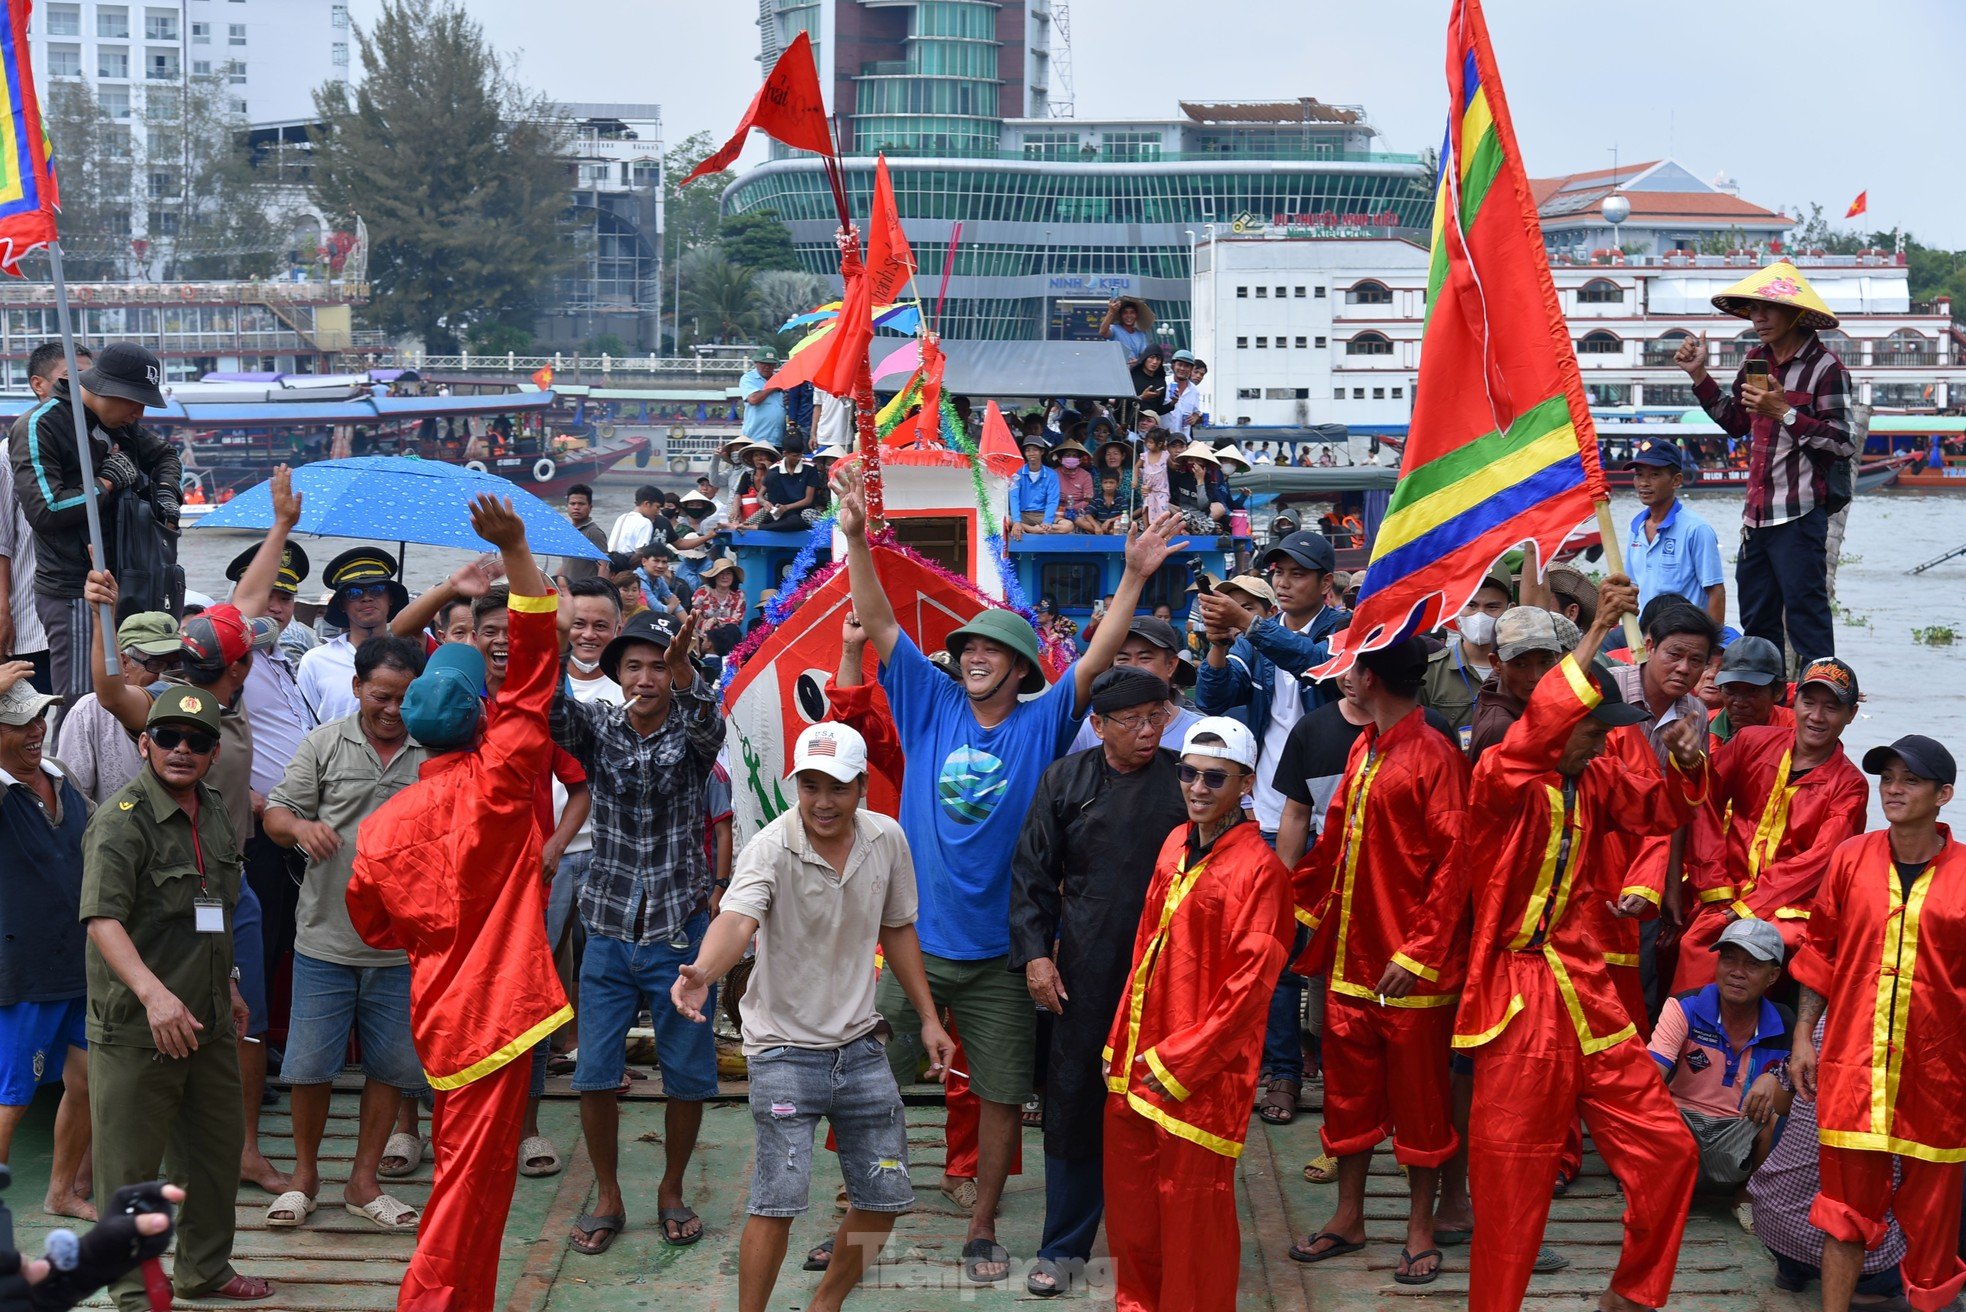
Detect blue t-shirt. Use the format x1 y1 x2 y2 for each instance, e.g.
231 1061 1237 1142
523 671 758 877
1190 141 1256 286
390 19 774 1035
740 368 786 447
1626 500 1725 611
880 631 1083 960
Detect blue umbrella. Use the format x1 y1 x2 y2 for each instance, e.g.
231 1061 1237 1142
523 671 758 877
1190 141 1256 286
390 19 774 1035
190 456 607 559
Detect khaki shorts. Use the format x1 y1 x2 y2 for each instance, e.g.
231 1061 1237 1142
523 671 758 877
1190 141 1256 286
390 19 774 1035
875 952 1034 1106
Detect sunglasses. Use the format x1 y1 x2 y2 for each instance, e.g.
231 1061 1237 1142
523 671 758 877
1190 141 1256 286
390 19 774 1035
340 583 393 601
125 651 178 674
151 726 218 755
1176 762 1244 790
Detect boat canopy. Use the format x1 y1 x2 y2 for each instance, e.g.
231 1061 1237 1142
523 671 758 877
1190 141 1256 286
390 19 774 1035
1227 465 1399 493
875 339 1134 399
1196 423 1352 446
0 388 556 426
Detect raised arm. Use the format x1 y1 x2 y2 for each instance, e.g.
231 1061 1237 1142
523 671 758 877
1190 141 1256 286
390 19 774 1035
81 570 151 733
832 463 899 662
227 466 301 619
392 554 505 640
1071 512 1183 714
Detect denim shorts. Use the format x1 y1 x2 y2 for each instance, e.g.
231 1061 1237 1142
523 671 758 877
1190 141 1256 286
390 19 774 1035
547 849 587 950
232 880 267 1037
746 1035 914 1217
0 999 86 1105
281 953 428 1093
571 913 719 1100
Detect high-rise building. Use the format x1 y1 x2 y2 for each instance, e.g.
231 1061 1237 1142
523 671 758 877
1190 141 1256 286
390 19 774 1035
726 2 1432 341
26 0 347 270
538 103 665 352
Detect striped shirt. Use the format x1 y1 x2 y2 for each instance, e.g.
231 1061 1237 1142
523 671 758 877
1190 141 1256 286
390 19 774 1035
1694 334 1855 528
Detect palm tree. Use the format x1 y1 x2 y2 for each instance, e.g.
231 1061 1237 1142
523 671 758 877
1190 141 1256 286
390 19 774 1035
680 250 758 344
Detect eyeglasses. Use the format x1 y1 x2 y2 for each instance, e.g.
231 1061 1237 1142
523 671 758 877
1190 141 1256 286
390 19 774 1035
125 651 177 674
1100 707 1172 735
1176 762 1244 790
340 583 392 601
151 726 218 755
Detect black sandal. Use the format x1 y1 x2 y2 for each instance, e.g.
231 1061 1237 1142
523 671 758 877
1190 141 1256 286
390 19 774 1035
802 1239 834 1272
1257 1078 1301 1125
1289 1232 1365 1264
961 1238 1011 1284
1394 1248 1443 1285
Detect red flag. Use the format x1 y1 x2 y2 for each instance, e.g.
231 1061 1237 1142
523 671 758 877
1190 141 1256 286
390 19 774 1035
863 156 916 306
976 401 1023 478
899 333 944 448
530 365 553 390
680 31 834 187
1845 190 1868 219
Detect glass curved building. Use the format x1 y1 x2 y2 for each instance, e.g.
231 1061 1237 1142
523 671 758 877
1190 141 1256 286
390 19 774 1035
732 2 1435 341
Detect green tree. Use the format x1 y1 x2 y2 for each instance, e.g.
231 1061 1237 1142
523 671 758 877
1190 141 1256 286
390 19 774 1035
154 74 294 281
308 0 573 351
580 332 630 357
43 80 138 279
678 248 757 344
719 210 799 271
466 320 535 354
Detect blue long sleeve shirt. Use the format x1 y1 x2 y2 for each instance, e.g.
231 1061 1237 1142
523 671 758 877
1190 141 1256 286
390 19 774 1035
1008 465 1061 524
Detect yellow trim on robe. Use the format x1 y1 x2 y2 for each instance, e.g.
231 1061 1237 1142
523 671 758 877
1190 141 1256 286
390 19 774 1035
1143 1048 1192 1102
1621 884 1662 907
426 1005 574 1091
1329 749 1386 993
1509 787 1568 949
1817 1129 1966 1165
507 591 561 615
1391 951 1441 984
1560 655 1601 706
1124 1091 1245 1159
1331 979 1458 1010
1699 886 1739 905
1543 946 1636 1056
1453 994 1526 1050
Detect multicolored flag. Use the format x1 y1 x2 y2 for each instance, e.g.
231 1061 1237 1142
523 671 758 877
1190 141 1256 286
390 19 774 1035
770 155 912 398
1845 190 1868 219
0 0 61 276
679 29 835 186
1315 0 1607 675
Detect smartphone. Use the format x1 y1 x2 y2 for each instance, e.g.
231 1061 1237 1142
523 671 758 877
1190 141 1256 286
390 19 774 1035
1744 359 1771 389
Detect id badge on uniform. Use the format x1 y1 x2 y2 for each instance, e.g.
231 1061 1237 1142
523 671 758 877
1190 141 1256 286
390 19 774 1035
1457 724 1473 753
194 898 225 934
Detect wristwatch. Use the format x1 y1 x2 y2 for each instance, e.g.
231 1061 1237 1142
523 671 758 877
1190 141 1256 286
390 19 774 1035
1780 406 1798 427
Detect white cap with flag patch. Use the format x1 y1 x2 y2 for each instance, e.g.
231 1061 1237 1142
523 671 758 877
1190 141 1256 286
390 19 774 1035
791 722 869 782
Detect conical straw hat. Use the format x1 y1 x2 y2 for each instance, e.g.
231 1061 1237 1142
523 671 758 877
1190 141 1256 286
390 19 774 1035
1710 260 1839 330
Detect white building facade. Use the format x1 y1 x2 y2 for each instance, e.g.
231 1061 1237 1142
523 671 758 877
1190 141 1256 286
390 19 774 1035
1193 232 1962 428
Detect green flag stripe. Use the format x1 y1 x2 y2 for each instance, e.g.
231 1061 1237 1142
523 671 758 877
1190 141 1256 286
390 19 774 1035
1386 393 1574 510
1457 129 1504 230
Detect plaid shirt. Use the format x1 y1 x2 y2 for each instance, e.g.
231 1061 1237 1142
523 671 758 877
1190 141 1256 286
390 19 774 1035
551 677 725 945
1695 333 1855 528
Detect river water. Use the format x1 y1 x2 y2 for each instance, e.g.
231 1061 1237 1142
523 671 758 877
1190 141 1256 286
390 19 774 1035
177 483 1966 825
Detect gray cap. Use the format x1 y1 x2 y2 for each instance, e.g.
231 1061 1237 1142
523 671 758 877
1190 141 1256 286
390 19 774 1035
1715 635 1785 687
0 680 60 726
1502 609 1564 660
1713 917 1786 964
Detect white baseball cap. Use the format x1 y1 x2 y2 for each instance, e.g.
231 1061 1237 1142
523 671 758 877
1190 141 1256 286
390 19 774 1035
791 722 868 782
1180 716 1257 769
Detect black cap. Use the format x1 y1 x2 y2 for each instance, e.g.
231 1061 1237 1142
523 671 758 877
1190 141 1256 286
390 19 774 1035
1863 735 1957 787
78 342 166 410
599 611 681 684
1089 666 1171 714
1622 439 1689 471
321 546 408 630
1125 616 1183 653
1357 635 1438 686
1797 656 1860 707
1586 662 1651 726
225 541 310 594
1259 530 1337 575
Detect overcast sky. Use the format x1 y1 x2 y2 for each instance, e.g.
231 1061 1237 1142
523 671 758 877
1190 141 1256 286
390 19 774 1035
350 0 1961 247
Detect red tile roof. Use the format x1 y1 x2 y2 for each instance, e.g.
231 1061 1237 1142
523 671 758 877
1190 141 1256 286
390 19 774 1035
1542 190 1791 225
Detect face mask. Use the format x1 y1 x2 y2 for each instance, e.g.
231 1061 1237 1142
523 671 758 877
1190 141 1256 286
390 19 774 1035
1460 612 1498 647
1060 455 1082 469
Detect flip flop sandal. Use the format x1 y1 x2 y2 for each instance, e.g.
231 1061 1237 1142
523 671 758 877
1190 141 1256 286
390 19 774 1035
378 1132 423 1179
570 1212 625 1256
1289 1233 1365 1264
1021 1096 1044 1128
1533 1246 1571 1273
658 1206 704 1246
1734 1199 1755 1234
263 1191 314 1229
1435 1226 1474 1246
345 1195 419 1231
1302 1153 1338 1184
802 1239 834 1272
1027 1257 1070 1298
518 1135 562 1178
961 1238 1011 1285
1394 1248 1443 1286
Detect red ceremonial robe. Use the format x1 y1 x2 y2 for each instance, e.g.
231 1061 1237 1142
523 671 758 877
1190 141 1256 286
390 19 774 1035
1402 655 1705 1312
1790 828 1966 1312
1103 821 1292 1312
1674 724 1868 989
347 594 571 1312
1294 706 1467 1164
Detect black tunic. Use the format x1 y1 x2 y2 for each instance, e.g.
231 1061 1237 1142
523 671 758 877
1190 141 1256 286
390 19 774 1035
1008 745 1190 1159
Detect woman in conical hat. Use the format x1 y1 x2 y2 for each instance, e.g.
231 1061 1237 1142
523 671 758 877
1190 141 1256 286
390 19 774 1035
1673 257 1855 670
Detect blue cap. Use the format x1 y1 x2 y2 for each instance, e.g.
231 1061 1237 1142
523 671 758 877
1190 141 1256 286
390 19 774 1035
401 643 485 749
1623 439 1689 471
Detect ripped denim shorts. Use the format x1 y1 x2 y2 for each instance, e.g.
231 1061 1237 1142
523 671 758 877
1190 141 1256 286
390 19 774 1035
745 1033 916 1216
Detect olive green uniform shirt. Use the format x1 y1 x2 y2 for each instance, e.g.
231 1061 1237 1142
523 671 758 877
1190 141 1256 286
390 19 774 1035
79 769 242 1048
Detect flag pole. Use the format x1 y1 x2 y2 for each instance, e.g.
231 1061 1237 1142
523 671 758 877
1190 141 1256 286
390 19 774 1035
1589 498 1646 660
46 240 119 676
